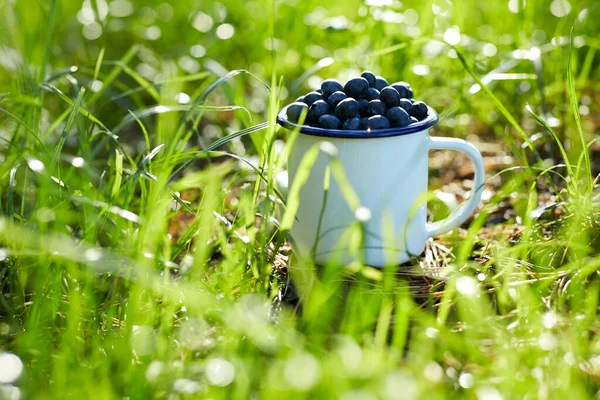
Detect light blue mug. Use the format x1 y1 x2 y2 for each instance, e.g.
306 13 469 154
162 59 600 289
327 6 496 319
277 105 485 267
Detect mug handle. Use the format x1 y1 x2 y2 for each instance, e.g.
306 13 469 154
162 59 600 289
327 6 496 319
425 136 485 237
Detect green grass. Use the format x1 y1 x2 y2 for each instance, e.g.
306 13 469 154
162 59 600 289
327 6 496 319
0 0 599 398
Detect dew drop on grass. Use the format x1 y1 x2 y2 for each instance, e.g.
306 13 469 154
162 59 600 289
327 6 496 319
0 249 8 262
109 0 133 17
84 248 102 261
90 80 103 92
205 358 235 386
382 371 418 400
423 361 443 383
145 360 164 382
0 384 21 400
190 44 206 58
425 327 439 339
216 24 234 40
283 352 320 391
476 387 503 400
456 276 478 297
27 159 44 173
550 0 571 17
83 22 103 40
355 207 372 223
0 352 23 383
538 332 558 351
192 12 213 32
563 352 576 366
71 157 85 167
542 311 558 329
443 27 461 45
458 372 474 388
335 336 362 372
482 43 497 57
173 378 201 394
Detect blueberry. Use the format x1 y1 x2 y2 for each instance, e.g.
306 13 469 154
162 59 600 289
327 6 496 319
385 106 410 127
335 98 359 120
409 116 418 124
287 102 309 123
303 91 324 106
342 117 361 130
361 71 377 87
374 76 389 91
308 100 330 123
368 99 387 116
321 79 344 98
407 88 414 99
327 91 347 108
357 99 370 116
391 82 412 99
318 114 341 129
360 117 370 129
296 95 305 103
410 101 428 121
399 98 412 114
380 86 400 107
315 88 323 94
366 87 380 101
344 77 369 99
367 115 390 130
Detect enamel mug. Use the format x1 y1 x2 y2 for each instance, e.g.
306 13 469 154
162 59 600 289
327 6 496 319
277 105 485 267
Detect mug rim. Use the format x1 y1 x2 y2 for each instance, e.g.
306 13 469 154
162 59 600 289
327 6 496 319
276 104 438 139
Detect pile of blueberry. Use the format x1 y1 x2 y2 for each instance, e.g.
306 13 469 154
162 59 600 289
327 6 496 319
285 71 430 131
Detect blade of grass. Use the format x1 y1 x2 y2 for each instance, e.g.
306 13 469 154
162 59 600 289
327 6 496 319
454 46 538 162
93 48 105 82
53 87 86 166
88 45 138 105
567 29 591 191
168 122 269 183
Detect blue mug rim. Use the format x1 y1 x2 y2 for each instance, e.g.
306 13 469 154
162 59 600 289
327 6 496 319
276 104 439 139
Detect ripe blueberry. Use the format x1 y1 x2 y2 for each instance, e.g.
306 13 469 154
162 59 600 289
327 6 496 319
318 114 341 129
335 98 359 120
287 102 309 123
342 117 361 130
357 99 370 116
380 86 400 107
296 95 305 103
344 77 369 99
321 79 344 98
410 101 428 121
308 100 330 123
385 106 410 127
399 98 412 114
360 117 370 129
361 71 377 87
368 99 387 116
367 115 390 130
327 91 347 108
391 82 412 99
366 87 380 101
374 76 389 91
303 91 324 106
410 116 418 124
314 88 323 94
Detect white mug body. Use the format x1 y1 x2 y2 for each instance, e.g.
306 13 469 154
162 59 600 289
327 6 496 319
278 105 485 268
288 130 430 266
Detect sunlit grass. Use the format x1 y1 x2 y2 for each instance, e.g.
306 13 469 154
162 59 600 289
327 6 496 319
0 0 598 398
